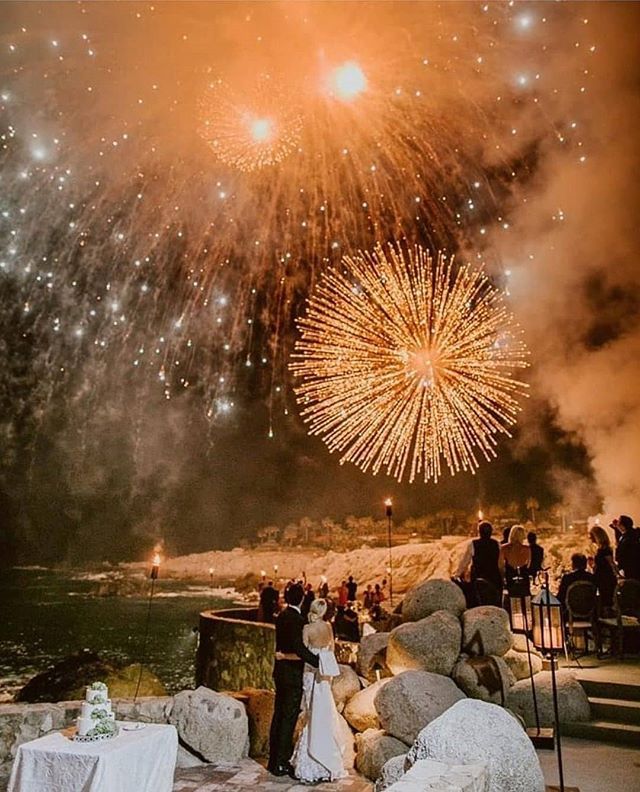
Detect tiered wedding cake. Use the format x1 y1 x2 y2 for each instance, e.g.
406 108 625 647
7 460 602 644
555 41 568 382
75 682 117 739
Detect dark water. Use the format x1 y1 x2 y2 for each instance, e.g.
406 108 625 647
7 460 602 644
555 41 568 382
0 568 241 700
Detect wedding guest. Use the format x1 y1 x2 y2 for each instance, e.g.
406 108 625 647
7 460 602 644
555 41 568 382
500 524 531 596
362 584 374 610
527 532 544 581
346 575 358 603
318 578 330 599
456 521 502 596
260 581 280 624
301 583 315 619
557 554 594 606
588 525 617 610
615 515 640 581
501 526 511 545
338 580 349 607
371 583 385 619
342 604 360 642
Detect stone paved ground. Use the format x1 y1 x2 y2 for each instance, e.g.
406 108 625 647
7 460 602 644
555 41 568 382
173 760 373 792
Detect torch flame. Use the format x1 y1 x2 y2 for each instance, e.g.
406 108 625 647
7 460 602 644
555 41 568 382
152 553 161 566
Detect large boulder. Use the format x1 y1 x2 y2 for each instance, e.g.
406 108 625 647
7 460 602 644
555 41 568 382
407 699 544 792
506 670 591 727
462 606 512 657
375 754 408 791
452 655 515 705
355 728 409 781
386 758 488 792
169 686 249 762
343 678 389 732
332 664 361 710
357 632 391 682
402 579 467 622
15 651 166 703
232 688 274 759
512 633 542 656
387 611 461 676
503 649 543 681
336 712 356 770
374 670 466 745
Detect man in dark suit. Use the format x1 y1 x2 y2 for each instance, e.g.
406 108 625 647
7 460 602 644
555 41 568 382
527 532 544 581
260 581 280 624
616 515 640 581
557 553 594 606
267 582 319 777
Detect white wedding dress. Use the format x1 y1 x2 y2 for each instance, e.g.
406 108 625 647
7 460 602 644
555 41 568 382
292 631 347 783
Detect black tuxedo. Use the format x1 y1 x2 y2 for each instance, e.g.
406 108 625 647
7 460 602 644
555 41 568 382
268 606 319 772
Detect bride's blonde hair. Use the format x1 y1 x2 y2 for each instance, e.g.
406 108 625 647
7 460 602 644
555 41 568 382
308 598 328 623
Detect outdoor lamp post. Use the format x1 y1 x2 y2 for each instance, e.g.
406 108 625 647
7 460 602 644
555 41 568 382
385 498 393 608
508 579 550 748
532 574 566 792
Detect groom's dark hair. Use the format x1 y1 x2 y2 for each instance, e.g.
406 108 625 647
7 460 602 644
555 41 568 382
285 582 305 607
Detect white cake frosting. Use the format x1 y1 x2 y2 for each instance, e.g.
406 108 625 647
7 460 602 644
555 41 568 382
76 682 116 737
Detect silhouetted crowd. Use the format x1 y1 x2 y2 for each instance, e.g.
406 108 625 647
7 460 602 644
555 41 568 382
258 573 392 642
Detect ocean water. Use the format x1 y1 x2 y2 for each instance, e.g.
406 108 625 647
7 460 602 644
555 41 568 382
0 568 241 701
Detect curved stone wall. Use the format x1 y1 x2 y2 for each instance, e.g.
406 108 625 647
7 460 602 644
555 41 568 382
196 608 276 692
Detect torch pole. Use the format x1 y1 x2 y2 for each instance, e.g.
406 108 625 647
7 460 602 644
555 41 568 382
134 560 158 703
385 499 393 608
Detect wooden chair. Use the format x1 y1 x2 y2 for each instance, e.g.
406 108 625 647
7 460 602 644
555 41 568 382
564 580 597 656
597 578 640 657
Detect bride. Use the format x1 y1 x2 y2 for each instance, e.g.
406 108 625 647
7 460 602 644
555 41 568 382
286 598 347 782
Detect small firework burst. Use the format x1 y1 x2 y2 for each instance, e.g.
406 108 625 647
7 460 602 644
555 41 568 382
291 242 529 482
197 74 303 172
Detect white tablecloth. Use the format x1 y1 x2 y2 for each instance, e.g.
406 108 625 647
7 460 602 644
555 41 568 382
8 723 178 792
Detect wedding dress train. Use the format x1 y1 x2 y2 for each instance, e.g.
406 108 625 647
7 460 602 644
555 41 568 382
292 646 347 783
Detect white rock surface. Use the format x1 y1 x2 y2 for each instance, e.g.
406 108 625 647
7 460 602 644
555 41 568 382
374 670 466 745
387 610 461 676
169 686 249 763
407 699 544 792
506 670 591 727
387 758 488 792
355 728 409 781
402 579 467 622
462 606 513 657
332 664 361 710
452 655 515 705
375 754 408 791
343 678 389 732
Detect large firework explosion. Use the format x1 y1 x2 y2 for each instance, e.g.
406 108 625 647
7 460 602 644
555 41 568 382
291 243 529 483
0 0 605 551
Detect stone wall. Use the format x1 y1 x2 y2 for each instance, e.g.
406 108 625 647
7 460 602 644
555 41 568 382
0 697 172 789
196 608 276 692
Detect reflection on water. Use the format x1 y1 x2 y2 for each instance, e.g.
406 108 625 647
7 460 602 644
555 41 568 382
0 569 241 701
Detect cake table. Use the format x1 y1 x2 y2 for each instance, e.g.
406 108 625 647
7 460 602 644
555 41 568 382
8 722 178 792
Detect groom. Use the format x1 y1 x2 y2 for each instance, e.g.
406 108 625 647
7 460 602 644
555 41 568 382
267 582 320 777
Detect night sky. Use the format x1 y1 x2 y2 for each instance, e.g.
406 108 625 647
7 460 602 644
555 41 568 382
0 2 638 565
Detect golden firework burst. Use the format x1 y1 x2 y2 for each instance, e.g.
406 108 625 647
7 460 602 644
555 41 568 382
197 74 303 172
290 242 529 483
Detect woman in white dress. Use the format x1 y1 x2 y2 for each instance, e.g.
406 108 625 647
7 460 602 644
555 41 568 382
287 598 347 783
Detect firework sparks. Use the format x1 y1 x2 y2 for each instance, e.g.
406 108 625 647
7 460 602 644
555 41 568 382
197 74 303 172
291 243 529 483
